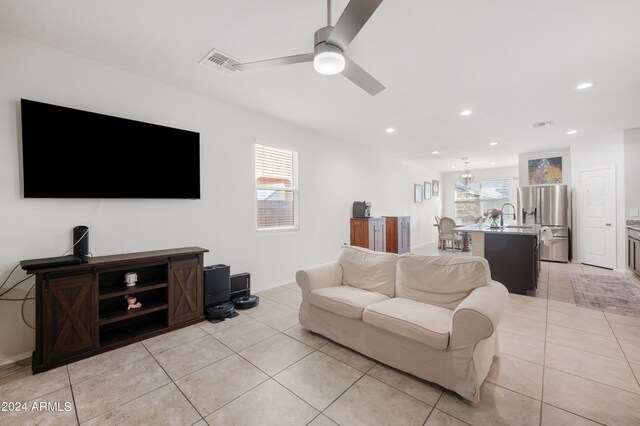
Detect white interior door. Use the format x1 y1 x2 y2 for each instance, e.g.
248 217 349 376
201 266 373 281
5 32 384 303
579 167 616 269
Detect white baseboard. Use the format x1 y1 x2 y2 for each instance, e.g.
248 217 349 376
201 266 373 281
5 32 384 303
411 240 438 251
0 351 32 367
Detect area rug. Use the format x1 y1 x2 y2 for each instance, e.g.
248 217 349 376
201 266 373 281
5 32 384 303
569 272 640 317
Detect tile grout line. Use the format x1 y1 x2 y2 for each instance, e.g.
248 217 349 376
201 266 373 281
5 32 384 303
423 391 472 426
77 357 174 424
66 365 81 426
543 363 640 396
544 263 621 424
269 349 340 415
602 312 640 390
316 371 368 423
538 262 551 426
67 344 152 387
200 332 315 421
542 402 608 426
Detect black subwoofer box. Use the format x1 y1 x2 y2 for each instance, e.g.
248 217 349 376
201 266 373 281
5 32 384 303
203 264 230 308
230 273 251 299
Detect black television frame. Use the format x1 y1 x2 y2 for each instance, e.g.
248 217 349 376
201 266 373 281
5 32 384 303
20 99 201 200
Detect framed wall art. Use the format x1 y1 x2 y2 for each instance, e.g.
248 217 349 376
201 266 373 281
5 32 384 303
424 181 432 200
432 179 440 197
414 184 423 203
528 157 562 184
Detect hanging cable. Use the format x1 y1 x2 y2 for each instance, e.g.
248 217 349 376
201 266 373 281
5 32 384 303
0 199 105 329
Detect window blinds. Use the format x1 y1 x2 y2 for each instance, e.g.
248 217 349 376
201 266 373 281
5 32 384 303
255 143 298 230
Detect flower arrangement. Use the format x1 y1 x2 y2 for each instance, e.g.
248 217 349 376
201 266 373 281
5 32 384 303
484 208 503 227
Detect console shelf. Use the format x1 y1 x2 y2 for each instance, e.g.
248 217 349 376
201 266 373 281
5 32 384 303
99 301 168 326
99 281 168 300
26 246 207 374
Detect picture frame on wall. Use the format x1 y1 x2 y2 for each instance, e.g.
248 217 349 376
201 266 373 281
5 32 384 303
414 184 423 203
528 157 562 184
424 181 432 200
432 179 440 197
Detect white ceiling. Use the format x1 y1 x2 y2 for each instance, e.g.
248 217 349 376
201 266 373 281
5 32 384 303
2 0 640 171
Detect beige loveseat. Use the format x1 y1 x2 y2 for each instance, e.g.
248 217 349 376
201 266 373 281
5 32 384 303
296 245 509 402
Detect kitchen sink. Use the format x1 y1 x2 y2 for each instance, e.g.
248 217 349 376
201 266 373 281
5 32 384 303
500 225 533 229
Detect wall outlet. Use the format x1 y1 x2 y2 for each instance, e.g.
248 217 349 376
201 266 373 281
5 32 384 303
630 208 639 217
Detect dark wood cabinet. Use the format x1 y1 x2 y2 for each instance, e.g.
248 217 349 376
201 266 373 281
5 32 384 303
384 216 411 254
42 273 98 364
168 257 203 326
350 218 386 252
28 247 207 373
484 233 538 295
628 228 640 276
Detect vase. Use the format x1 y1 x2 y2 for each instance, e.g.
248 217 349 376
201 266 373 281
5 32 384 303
490 217 499 227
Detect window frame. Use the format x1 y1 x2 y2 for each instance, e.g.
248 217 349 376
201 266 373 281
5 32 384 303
254 142 299 233
453 178 511 220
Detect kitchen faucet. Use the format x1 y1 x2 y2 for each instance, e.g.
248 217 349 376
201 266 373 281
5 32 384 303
500 203 516 227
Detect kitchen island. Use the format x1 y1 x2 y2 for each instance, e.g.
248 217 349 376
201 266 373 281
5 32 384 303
455 224 541 295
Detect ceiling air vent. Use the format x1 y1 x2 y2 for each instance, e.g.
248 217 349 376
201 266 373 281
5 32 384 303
531 120 555 129
199 49 240 75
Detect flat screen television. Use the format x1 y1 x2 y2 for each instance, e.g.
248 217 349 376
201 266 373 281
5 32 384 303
20 99 200 199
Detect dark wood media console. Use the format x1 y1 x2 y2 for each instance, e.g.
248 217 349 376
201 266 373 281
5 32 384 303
26 247 208 373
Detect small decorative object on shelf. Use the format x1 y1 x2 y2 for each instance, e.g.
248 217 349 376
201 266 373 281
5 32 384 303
124 272 138 287
126 296 142 310
485 208 503 228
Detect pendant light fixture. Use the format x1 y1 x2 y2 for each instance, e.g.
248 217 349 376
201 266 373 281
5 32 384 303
459 157 474 187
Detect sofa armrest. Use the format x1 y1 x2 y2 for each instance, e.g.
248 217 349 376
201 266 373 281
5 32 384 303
449 281 509 349
296 261 343 297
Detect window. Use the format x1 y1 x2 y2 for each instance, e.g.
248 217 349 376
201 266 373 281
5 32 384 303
255 143 298 231
454 179 510 219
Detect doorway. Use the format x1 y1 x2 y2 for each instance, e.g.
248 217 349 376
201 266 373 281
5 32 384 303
578 166 616 269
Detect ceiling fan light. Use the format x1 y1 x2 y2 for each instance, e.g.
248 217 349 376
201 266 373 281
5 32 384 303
313 51 345 75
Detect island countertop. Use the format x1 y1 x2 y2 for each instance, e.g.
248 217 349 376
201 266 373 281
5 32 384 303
453 224 540 295
453 223 541 236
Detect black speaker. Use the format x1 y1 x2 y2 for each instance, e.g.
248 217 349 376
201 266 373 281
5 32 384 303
230 273 251 298
203 264 230 308
73 226 89 259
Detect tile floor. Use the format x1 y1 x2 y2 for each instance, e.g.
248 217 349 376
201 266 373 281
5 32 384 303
1 247 640 425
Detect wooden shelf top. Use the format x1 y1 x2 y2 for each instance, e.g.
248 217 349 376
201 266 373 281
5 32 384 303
99 281 168 300
99 301 168 326
25 246 208 274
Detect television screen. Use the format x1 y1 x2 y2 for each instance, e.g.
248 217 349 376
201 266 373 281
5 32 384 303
20 99 200 199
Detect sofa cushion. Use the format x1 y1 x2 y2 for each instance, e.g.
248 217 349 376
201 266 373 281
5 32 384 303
396 254 491 309
338 245 398 297
363 298 452 350
308 286 390 319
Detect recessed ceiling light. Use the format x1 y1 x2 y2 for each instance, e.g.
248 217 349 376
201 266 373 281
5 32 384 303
460 110 472 116
451 166 456 169
567 130 578 135
491 162 496 165
385 127 395 133
489 142 498 146
576 82 593 90
432 151 439 155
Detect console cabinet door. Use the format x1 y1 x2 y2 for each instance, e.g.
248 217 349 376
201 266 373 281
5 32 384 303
168 257 203 325
399 217 411 254
635 240 640 275
42 274 98 364
375 219 386 252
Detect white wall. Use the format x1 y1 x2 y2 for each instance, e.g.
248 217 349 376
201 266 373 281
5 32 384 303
518 148 571 186
624 128 640 220
441 166 519 220
570 132 626 270
0 32 441 364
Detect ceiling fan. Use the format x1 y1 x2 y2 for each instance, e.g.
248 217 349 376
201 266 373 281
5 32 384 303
228 0 385 96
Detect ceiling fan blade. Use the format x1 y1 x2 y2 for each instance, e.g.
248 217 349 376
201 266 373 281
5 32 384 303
342 56 385 96
232 53 314 71
326 0 383 51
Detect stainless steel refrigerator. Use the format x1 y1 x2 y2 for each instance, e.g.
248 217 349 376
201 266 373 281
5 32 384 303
518 184 570 262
